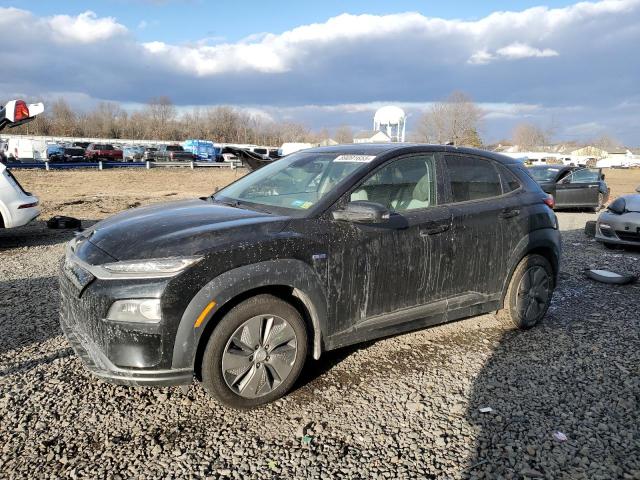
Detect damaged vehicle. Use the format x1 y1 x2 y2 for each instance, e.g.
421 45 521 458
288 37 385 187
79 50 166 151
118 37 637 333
528 165 609 211
595 186 640 248
0 100 43 229
60 145 561 408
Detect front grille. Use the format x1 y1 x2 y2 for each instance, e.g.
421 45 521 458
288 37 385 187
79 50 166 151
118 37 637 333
616 230 640 242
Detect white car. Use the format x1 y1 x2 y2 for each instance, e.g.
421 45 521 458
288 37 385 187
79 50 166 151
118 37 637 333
0 99 44 229
0 163 40 228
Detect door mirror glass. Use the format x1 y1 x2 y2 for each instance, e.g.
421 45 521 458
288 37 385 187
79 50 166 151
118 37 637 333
332 201 390 224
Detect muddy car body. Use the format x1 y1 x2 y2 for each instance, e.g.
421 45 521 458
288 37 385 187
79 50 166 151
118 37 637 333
60 144 561 408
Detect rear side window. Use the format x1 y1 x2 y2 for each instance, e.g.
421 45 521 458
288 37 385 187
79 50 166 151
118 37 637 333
445 155 502 202
497 164 521 193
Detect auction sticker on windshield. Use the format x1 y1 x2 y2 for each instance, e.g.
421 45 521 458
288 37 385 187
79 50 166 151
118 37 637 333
333 155 376 163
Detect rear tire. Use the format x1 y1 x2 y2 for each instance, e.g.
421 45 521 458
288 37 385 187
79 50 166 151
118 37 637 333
498 254 554 329
593 193 604 212
201 294 308 409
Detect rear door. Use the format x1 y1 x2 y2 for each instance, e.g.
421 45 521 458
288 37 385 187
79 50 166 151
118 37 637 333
554 168 600 207
443 154 510 299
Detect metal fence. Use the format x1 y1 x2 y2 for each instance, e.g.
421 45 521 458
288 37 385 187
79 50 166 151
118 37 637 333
4 160 243 170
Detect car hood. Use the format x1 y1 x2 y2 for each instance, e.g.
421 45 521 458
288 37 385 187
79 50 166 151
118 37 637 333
80 199 288 261
620 194 640 212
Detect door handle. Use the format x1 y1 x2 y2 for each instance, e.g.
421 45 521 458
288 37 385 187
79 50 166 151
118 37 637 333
500 208 520 219
420 223 450 236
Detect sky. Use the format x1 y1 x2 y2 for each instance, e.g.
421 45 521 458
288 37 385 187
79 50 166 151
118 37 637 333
1 0 639 144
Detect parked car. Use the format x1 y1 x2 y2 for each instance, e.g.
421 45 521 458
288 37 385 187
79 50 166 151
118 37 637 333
123 145 144 162
595 186 640 248
47 145 85 163
528 165 609 211
85 143 123 161
60 145 560 408
151 144 197 162
142 146 158 161
0 99 42 228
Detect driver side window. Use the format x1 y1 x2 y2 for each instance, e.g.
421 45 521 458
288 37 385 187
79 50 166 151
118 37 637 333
350 155 437 211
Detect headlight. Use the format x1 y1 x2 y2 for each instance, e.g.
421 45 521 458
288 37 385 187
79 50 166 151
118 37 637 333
101 256 202 277
107 299 161 323
599 223 612 229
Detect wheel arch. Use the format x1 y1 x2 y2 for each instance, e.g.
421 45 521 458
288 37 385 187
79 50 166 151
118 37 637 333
500 229 561 305
171 259 327 376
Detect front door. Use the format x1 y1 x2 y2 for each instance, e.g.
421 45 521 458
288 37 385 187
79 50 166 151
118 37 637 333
555 168 600 207
326 153 453 334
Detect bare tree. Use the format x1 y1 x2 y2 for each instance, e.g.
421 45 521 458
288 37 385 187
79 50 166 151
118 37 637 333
144 96 176 140
334 125 354 144
591 133 621 151
417 91 483 146
512 123 548 151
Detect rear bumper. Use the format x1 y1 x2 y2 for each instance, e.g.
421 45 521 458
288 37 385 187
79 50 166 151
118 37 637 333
60 315 192 387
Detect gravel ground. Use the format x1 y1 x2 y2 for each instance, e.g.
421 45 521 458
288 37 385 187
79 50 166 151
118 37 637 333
1 197 639 478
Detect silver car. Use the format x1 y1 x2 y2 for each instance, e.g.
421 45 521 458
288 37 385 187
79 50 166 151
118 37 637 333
595 186 640 248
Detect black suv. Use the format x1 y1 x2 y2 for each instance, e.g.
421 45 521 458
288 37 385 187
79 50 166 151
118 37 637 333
60 145 561 408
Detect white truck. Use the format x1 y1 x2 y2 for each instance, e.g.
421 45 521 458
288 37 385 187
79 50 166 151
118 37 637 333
0 100 44 228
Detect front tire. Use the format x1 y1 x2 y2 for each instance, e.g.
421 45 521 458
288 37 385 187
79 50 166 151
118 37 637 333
201 294 308 409
498 254 554 329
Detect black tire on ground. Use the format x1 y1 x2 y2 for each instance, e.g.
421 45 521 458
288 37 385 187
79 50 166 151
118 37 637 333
584 220 596 237
200 294 308 409
498 254 554 330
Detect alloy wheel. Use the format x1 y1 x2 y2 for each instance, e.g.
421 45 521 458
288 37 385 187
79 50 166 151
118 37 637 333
515 265 551 326
221 314 298 399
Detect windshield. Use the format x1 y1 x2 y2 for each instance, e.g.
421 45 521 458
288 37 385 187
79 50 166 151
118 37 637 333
528 167 561 182
215 151 374 212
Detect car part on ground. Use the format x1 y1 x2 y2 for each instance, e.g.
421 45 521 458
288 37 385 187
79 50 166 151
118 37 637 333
47 215 82 230
584 269 637 285
59 144 561 408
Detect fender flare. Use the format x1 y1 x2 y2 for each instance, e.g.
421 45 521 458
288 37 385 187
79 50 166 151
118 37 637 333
500 228 562 302
171 259 328 369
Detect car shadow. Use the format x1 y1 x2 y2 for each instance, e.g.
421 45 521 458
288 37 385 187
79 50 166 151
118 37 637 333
0 275 62 356
0 220 89 250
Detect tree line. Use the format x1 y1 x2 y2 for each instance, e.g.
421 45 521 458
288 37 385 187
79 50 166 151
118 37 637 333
7 97 331 146
4 94 620 150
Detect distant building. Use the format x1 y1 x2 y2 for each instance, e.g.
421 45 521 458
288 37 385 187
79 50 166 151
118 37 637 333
353 130 391 144
570 146 607 159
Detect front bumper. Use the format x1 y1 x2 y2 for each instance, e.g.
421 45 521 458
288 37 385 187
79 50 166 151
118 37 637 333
60 316 192 386
595 212 640 246
59 246 193 387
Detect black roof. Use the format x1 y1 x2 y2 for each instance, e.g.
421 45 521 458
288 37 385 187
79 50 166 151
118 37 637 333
304 143 521 164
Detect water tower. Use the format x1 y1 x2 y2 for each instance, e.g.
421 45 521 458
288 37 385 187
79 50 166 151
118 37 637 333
373 106 406 142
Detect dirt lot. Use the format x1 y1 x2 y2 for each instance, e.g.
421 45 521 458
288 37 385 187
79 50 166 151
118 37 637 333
1 168 639 479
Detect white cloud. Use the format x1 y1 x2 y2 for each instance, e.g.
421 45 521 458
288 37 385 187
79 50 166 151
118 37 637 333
1 1 640 143
47 11 127 43
138 20 148 29
496 42 559 60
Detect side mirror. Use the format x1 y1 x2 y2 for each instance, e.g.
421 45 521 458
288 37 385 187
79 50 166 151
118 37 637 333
636 185 640 193
332 201 390 224
608 198 626 215
601 173 605 180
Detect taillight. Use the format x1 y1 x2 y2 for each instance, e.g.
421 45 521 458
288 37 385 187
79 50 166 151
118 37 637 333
14 100 29 122
18 201 38 209
543 195 555 209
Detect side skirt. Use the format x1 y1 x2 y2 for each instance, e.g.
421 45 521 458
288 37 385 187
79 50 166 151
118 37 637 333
324 293 501 352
